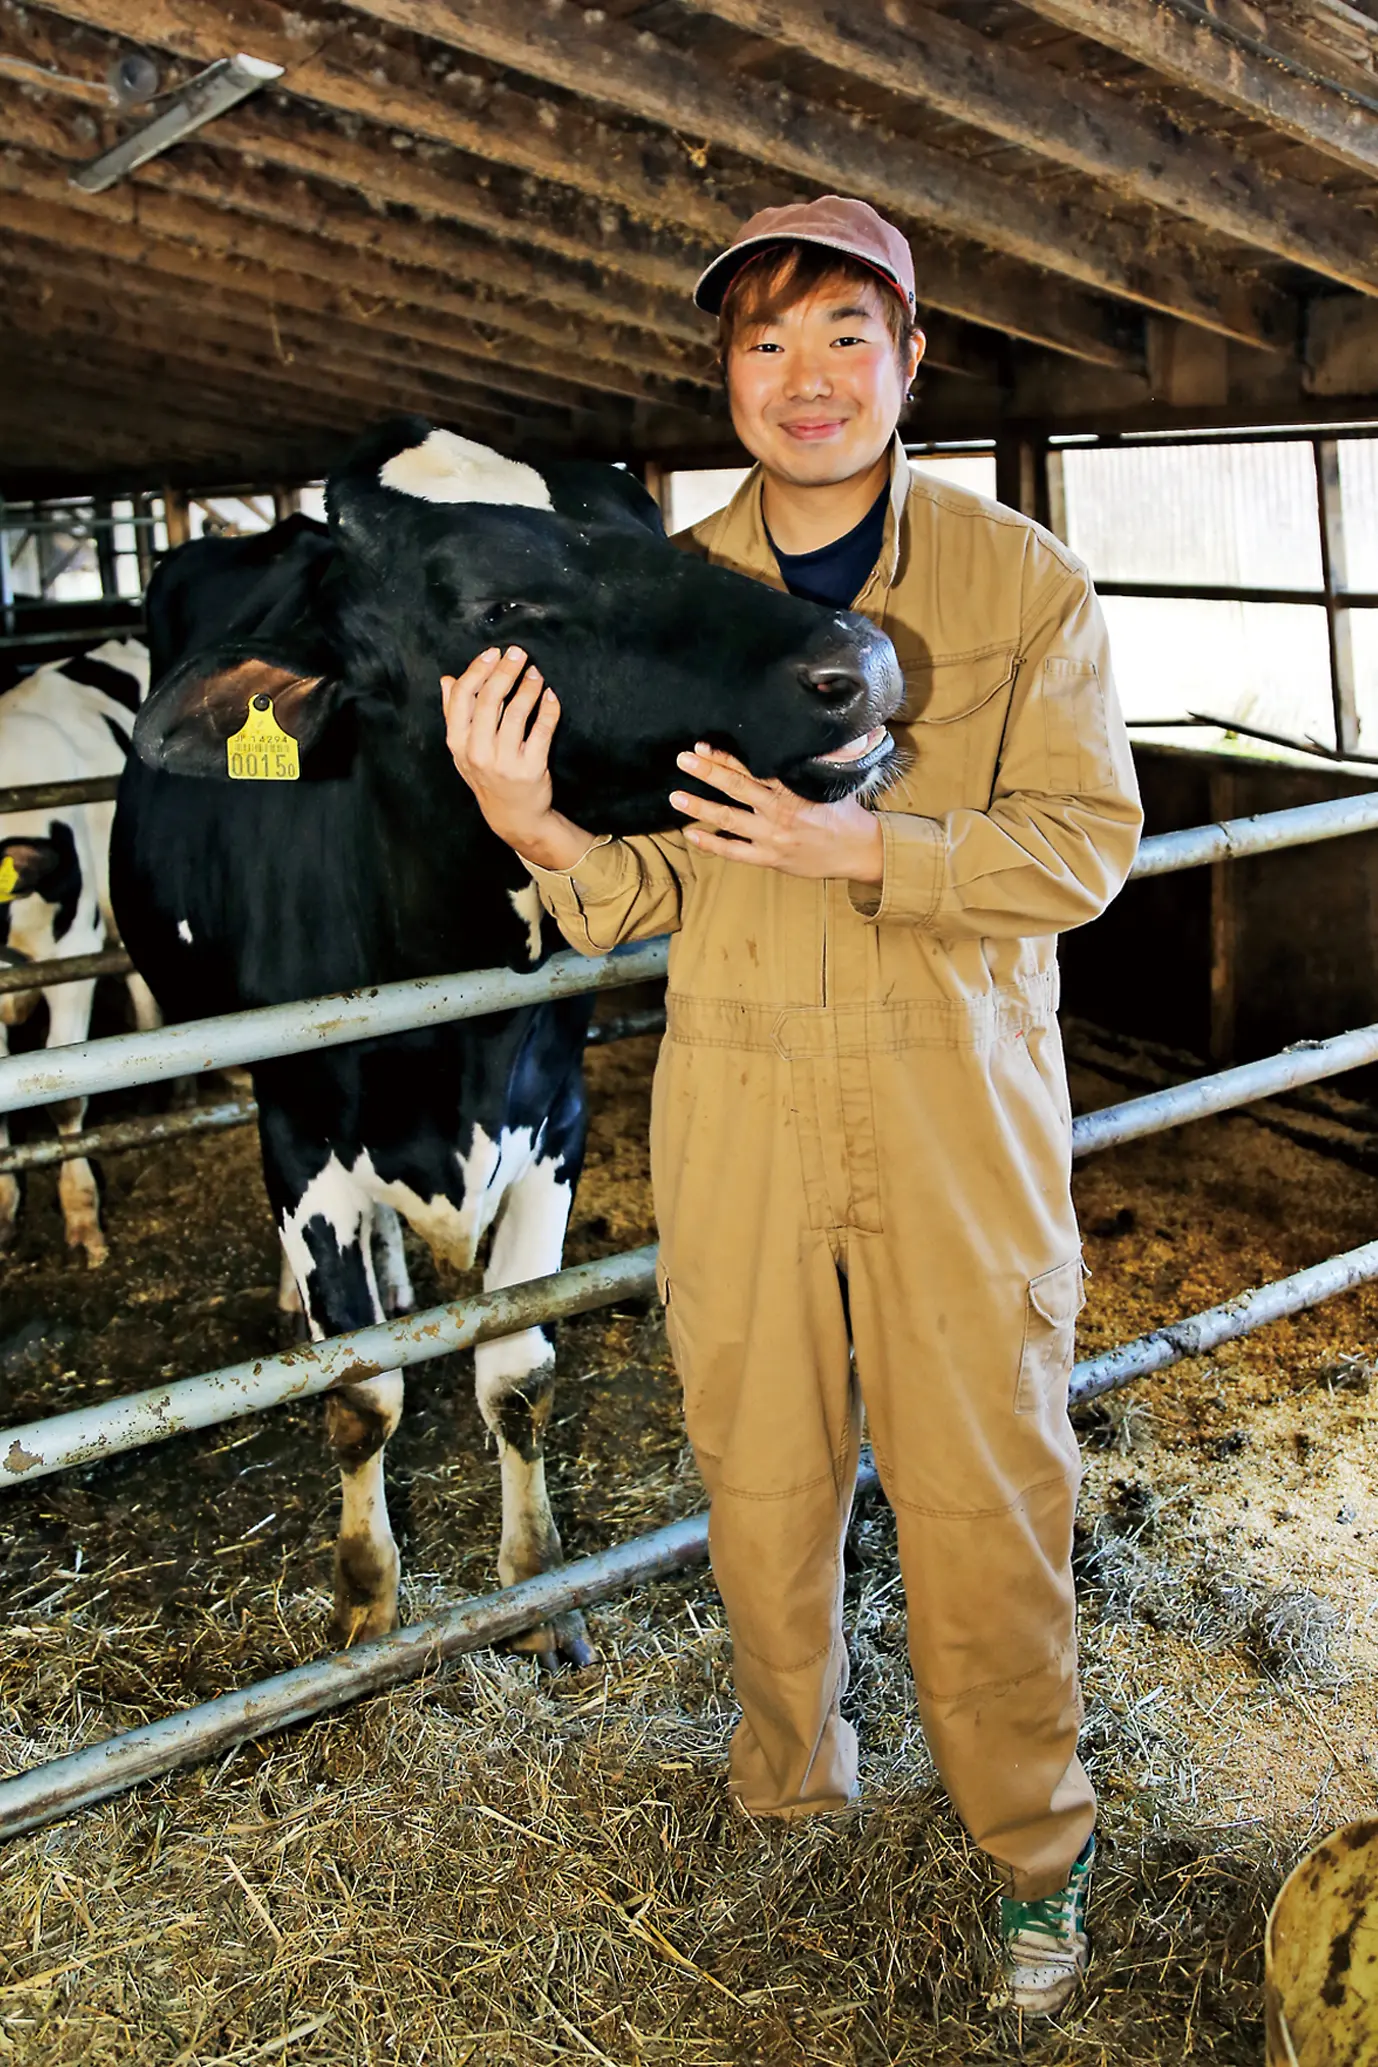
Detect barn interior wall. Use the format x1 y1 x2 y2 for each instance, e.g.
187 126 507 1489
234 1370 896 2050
1061 743 1378 1085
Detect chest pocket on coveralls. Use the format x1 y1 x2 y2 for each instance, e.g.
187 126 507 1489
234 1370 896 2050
894 646 1016 812
1015 1257 1086 1414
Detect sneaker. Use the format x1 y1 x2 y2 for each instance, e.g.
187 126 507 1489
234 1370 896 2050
990 1833 1094 2016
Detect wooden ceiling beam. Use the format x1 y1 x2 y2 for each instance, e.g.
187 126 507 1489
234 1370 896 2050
686 0 1378 298
0 137 711 410
0 354 348 475
0 228 607 421
1 262 577 439
0 409 343 488
0 160 711 421
0 10 1007 383
343 0 1291 350
28 0 1141 367
0 287 543 449
0 19 1004 388
0 63 716 358
1016 0 1378 182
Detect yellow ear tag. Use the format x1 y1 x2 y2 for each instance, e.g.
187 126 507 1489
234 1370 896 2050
0 855 17 902
226 694 300 781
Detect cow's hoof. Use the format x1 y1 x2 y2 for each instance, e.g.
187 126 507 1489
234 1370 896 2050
510 1608 596 1673
331 1537 400 1647
70 1227 109 1269
328 1596 399 1648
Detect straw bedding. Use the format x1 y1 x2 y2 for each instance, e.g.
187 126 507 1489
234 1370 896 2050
1 1030 1376 2064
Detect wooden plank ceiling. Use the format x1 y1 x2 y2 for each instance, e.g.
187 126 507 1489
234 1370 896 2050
2 0 1377 492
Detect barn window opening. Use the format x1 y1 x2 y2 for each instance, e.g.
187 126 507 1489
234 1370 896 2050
1050 426 1378 764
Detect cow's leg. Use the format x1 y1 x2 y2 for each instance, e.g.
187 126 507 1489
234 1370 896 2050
371 1202 415 1316
276 1239 307 1339
274 1141 403 1643
45 979 106 1267
124 970 161 1033
0 1019 17 1250
476 1129 592 1671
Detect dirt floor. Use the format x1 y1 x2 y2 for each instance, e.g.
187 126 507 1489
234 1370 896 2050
1 1020 1376 2064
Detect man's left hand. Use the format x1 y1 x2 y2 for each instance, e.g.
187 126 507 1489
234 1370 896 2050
670 745 884 884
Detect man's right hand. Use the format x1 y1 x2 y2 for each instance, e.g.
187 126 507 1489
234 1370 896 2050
441 646 594 871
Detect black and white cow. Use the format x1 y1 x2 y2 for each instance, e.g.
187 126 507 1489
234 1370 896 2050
113 418 901 1662
1 639 160 1264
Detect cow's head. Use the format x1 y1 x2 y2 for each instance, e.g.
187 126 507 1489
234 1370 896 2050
0 825 82 1026
133 418 904 831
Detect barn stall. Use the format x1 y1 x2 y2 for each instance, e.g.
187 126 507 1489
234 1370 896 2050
4 2 1378 2061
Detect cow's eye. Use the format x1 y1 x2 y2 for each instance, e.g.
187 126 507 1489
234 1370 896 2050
479 600 544 633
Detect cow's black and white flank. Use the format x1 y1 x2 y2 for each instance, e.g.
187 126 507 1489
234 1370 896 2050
113 419 901 1661
1 639 160 1264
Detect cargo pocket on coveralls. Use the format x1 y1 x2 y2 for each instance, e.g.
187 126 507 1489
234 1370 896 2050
1014 1257 1086 1414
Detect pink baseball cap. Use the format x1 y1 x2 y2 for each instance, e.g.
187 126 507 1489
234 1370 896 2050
693 195 917 316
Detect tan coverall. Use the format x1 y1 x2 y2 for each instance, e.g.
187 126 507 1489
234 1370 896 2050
526 441 1143 1899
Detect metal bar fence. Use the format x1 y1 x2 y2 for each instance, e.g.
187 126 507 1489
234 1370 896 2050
6 1224 1378 1838
0 1472 867 1842
0 1009 670 1177
4 788 1378 1123
0 775 121 814
8 1020 1378 1486
0 948 132 999
0 940 672 1116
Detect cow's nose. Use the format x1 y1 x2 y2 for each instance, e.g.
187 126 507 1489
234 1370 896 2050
800 661 868 712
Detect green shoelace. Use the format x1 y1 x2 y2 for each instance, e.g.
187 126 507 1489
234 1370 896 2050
1000 1839 1094 1948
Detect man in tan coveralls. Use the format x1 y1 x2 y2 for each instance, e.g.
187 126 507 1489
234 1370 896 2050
443 196 1143 2016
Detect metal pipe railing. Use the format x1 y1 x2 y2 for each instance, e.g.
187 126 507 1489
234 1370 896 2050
0 1008 669 1177
0 940 672 1117
2 789 1377 1118
1069 1021 1378 1157
0 1247 658 1489
0 1502 719 1841
1069 1237 1378 1405
0 948 132 998
0 1097 256 1177
1130 789 1378 876
7 1020 1378 1481
7 1228 1378 1839
0 774 121 814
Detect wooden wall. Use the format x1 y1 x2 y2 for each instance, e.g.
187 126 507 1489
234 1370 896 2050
1061 742 1378 1066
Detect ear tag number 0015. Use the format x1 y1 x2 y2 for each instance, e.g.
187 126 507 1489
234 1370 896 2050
227 694 300 781
0 855 18 902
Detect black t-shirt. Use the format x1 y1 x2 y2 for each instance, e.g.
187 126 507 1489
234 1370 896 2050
767 485 888 610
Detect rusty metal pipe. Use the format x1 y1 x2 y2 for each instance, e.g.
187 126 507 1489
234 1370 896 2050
1130 789 1378 877
0 940 671 1116
1070 1237 1378 1406
0 1097 255 1174
0 775 121 814
0 1247 658 1489
0 948 133 998
0 1459 881 1842
0 1008 673 1175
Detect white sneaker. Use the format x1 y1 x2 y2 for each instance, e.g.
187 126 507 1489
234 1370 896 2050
989 1833 1094 2016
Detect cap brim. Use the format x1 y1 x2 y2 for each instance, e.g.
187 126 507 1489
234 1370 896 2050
692 233 913 314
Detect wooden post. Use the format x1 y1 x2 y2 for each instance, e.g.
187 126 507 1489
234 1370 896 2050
994 425 1051 527
131 492 155 592
1315 438 1358 757
92 498 119 599
163 488 191 550
272 485 302 524
642 461 668 525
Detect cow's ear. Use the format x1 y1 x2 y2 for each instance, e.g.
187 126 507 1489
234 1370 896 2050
0 836 65 900
132 645 344 780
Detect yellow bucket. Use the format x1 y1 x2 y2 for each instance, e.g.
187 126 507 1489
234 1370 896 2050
1265 1819 1378 2066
